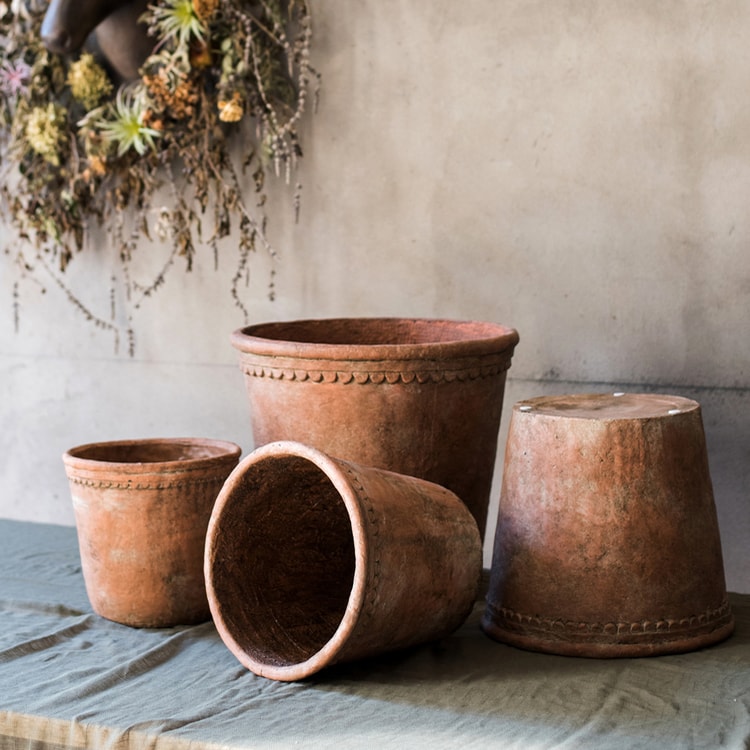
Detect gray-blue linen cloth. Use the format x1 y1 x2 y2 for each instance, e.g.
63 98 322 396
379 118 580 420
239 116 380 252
1 520 748 749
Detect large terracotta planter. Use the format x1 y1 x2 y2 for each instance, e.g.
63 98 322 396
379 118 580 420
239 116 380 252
482 393 734 657
63 437 241 628
230 317 519 537
205 441 482 681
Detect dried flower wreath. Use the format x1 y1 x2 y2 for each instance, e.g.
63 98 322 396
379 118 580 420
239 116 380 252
0 0 315 352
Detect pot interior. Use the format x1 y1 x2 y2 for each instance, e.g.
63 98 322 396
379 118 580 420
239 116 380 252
210 455 356 668
68 439 235 465
243 317 509 346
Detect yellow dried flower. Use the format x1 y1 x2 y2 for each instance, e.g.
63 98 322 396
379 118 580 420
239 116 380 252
142 109 165 132
25 103 67 166
171 80 200 119
143 72 199 120
193 0 219 24
218 91 243 123
67 53 113 110
88 155 108 176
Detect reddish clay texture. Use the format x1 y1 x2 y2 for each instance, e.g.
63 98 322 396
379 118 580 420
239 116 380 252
63 437 241 628
205 441 482 681
230 318 519 538
483 393 734 657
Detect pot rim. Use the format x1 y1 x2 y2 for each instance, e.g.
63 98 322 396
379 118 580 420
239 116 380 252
62 437 242 474
231 317 519 362
205 440 369 682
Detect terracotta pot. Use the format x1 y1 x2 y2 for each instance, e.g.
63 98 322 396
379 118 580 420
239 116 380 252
230 317 519 538
482 393 735 657
63 437 242 628
205 441 482 681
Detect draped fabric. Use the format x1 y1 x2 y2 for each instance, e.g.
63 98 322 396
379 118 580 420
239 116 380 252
1 520 748 749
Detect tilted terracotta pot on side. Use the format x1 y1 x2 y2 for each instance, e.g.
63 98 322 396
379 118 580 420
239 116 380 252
205 441 483 681
63 437 241 628
230 317 519 539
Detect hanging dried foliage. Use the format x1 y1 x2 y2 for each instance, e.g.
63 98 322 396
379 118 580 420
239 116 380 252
0 0 316 352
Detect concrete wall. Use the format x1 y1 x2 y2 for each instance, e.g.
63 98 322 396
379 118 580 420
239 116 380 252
1 1 748 591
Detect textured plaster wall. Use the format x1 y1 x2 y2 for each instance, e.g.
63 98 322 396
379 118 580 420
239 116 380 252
1 1 748 590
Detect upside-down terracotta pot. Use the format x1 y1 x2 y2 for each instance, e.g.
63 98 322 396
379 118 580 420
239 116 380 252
63 437 241 628
205 441 482 681
482 393 734 657
230 318 519 538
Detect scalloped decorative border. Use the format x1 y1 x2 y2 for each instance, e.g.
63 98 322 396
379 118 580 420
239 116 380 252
485 597 733 641
239 360 512 384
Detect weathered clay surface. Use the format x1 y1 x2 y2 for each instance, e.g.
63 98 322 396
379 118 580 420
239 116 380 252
63 437 241 628
230 317 519 538
482 392 734 657
205 440 482 681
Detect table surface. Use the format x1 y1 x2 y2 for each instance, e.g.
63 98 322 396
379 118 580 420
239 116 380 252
0 519 748 750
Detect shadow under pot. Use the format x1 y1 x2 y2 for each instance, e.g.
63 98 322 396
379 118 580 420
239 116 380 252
63 437 242 628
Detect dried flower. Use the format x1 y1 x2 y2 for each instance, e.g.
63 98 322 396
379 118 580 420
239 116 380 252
96 87 161 156
88 154 107 176
0 0 316 351
218 91 243 123
25 102 67 165
141 109 164 131
143 70 199 120
189 38 212 69
149 0 205 47
0 59 31 97
192 0 219 24
66 53 113 110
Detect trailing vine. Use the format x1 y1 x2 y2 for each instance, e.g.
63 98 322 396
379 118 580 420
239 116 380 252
0 0 316 353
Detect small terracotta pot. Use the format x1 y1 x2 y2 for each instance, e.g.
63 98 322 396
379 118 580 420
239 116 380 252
482 393 734 657
230 317 519 538
63 437 242 628
205 441 482 681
